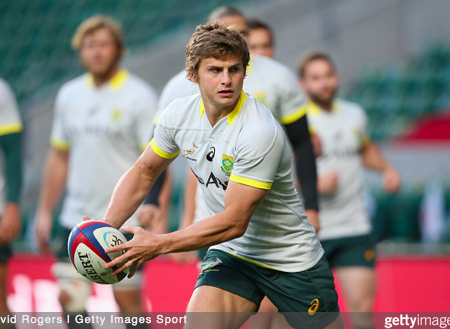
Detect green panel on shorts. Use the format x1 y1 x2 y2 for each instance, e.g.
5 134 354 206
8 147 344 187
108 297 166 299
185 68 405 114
195 250 339 329
321 234 376 268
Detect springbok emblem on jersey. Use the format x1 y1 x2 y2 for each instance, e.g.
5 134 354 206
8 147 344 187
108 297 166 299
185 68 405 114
183 143 198 156
221 155 234 177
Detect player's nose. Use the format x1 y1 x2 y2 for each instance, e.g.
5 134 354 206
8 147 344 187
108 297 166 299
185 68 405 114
221 71 232 85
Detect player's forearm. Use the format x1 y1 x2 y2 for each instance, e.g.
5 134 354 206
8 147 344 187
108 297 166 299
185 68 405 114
104 161 158 229
37 149 68 214
157 212 246 255
284 116 319 211
361 142 391 172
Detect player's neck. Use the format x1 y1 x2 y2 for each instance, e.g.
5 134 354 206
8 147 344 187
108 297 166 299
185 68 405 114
91 66 120 88
201 93 240 127
310 98 334 112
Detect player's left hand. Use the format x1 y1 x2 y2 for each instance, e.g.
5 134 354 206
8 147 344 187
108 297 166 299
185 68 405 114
304 209 320 233
382 166 401 194
0 203 22 245
104 226 160 278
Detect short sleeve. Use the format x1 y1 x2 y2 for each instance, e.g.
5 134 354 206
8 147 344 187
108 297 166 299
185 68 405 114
277 69 306 125
50 89 70 150
230 126 284 190
135 85 159 151
0 79 22 136
355 104 370 147
150 109 180 159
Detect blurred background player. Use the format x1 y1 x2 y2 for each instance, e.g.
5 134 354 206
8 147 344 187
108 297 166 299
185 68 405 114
0 78 23 317
246 18 274 58
34 16 157 327
298 52 402 329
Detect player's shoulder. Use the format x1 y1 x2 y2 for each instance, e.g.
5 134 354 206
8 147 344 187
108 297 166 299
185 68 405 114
158 93 201 126
336 98 366 117
0 78 14 98
57 74 87 99
252 55 294 77
124 72 158 99
238 95 281 155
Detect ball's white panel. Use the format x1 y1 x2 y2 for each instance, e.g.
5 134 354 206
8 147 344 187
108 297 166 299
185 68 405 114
73 243 119 285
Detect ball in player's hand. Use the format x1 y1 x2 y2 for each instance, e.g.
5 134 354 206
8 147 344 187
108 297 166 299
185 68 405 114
68 220 129 284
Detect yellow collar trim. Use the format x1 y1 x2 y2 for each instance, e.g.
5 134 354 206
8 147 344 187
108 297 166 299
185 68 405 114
246 55 253 75
305 100 339 117
85 69 129 91
199 91 247 126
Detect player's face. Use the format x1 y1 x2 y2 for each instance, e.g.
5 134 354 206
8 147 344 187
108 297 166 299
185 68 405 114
195 55 245 111
217 16 249 40
248 28 273 58
300 59 338 107
80 28 121 78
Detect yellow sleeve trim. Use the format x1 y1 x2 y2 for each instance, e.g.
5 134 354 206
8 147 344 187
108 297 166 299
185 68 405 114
140 142 149 152
222 251 279 271
230 174 272 190
150 138 179 159
280 106 307 125
50 137 70 150
361 136 371 148
0 123 22 136
153 116 159 125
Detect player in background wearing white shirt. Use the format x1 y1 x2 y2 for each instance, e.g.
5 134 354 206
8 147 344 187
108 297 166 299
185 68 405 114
35 16 157 327
89 21 344 329
0 78 23 316
246 18 274 59
298 52 401 329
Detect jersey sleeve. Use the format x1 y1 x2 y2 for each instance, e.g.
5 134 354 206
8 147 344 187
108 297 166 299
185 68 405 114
0 79 22 136
150 108 180 159
355 104 371 147
230 125 284 190
277 68 307 125
50 89 70 150
135 85 159 151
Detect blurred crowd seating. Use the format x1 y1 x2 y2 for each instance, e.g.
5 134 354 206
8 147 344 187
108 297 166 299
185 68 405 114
0 0 257 105
347 43 450 141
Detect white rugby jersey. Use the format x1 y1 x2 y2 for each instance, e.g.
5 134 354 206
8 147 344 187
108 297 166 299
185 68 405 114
51 70 158 229
155 55 305 124
156 55 306 222
0 78 22 214
152 92 323 272
306 99 371 240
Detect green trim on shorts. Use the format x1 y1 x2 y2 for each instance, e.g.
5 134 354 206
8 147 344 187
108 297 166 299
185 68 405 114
321 234 376 268
195 250 340 328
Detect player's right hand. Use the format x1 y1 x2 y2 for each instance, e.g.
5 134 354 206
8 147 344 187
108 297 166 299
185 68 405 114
318 172 338 195
35 211 53 253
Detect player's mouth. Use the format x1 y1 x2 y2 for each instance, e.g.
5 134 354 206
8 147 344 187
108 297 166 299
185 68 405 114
218 90 234 97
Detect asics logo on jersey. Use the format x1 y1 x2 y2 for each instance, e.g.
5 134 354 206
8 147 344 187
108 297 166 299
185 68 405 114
183 143 198 156
308 299 319 315
206 147 215 162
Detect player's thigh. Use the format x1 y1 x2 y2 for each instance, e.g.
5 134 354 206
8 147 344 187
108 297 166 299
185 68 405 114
335 266 375 312
186 286 257 329
259 256 340 329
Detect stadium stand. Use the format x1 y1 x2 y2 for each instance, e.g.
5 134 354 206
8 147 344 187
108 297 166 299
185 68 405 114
347 43 450 141
0 0 266 106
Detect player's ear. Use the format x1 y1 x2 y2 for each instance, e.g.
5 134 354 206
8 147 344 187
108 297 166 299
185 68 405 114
188 71 198 84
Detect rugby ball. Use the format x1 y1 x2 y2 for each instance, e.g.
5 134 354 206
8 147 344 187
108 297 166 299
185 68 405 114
67 220 129 284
